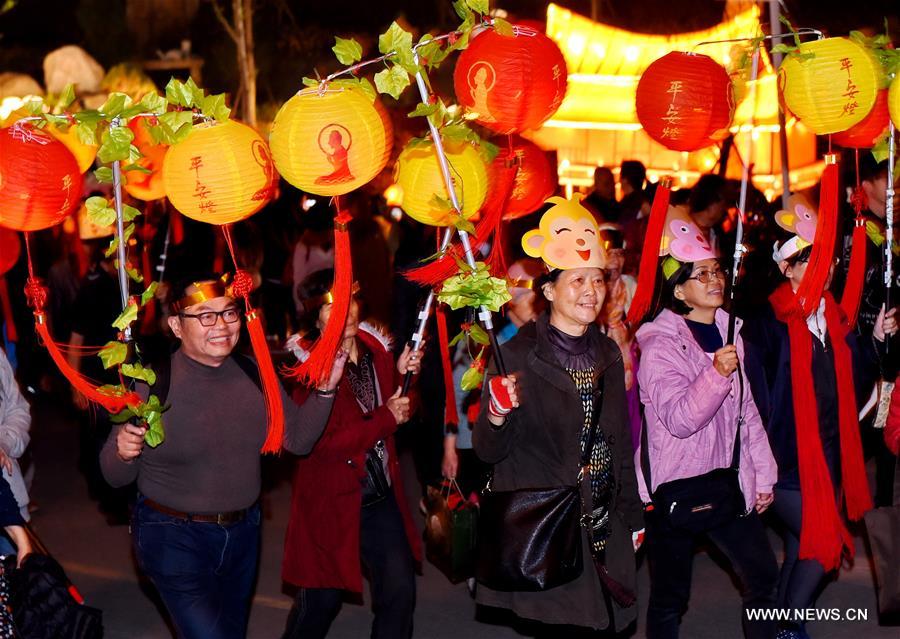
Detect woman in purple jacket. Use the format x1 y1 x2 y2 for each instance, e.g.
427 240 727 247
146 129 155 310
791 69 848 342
635 217 779 639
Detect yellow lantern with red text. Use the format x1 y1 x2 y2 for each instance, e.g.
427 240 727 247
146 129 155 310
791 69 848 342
124 116 168 201
394 140 489 226
889 75 900 129
162 119 277 225
270 86 392 197
779 37 879 135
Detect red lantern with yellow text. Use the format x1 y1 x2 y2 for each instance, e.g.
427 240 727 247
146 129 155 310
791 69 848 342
0 124 83 231
162 119 277 225
454 25 568 135
636 52 734 152
125 116 169 201
487 136 555 220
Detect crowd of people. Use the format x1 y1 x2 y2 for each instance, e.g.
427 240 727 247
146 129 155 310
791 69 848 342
0 151 898 639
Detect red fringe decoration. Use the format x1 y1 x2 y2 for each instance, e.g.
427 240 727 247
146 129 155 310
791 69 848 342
170 209 185 245
0 277 17 342
247 310 285 454
771 283 871 570
839 198 868 327
626 179 672 325
288 211 354 387
436 305 459 427
404 163 518 287
33 310 139 413
797 159 839 315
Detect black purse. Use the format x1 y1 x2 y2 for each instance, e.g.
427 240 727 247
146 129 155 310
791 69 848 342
640 364 747 535
360 441 390 507
476 379 602 592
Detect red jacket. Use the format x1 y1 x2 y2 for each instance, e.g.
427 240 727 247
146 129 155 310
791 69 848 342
281 325 422 592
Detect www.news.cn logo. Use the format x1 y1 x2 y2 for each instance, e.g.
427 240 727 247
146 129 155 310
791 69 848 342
746 608 869 622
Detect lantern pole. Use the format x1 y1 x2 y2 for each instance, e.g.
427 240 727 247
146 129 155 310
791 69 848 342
408 47 507 376
110 118 132 342
885 122 896 354
767 0 792 209
726 46 761 345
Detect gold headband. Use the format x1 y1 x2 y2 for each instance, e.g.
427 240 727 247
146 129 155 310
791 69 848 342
172 274 233 313
302 281 361 314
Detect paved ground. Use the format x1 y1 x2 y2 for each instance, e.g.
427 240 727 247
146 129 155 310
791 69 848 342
23 398 899 639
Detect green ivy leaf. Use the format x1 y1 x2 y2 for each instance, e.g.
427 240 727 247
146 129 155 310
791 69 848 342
460 364 484 391
99 341 129 369
98 125 135 163
478 138 500 164
122 362 157 385
99 93 131 118
438 262 512 312
56 83 75 109
85 196 117 227
93 166 114 184
141 282 159 306
74 122 97 146
331 78 377 102
374 65 411 100
165 78 193 108
109 408 136 424
493 17 514 37
333 36 363 65
378 21 413 56
468 323 490 345
184 77 205 107
429 193 454 212
448 330 466 348
123 163 152 174
144 413 165 447
452 0 471 20
454 215 476 235
153 111 194 145
417 35 449 69
441 124 474 144
23 98 43 116
140 92 168 114
199 93 231 121
465 0 489 16
74 110 104 127
112 303 138 330
302 77 319 88
124 262 143 283
122 205 141 222
408 103 439 119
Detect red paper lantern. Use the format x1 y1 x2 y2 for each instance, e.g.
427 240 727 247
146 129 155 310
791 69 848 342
833 89 891 149
124 116 168 201
0 227 19 276
487 136 556 220
636 52 734 152
0 124 83 232
454 25 568 135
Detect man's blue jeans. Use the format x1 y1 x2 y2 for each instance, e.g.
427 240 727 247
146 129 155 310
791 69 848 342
132 498 261 639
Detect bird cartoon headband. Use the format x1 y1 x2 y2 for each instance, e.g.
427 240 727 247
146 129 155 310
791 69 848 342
660 206 718 279
772 196 817 263
522 196 608 271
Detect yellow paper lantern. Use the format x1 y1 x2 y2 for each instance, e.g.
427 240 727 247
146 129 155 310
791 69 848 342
778 37 880 135
46 123 98 173
889 75 900 129
162 119 277 225
394 140 489 226
269 87 392 197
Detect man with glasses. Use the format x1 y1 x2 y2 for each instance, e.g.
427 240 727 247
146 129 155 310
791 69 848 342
100 275 345 639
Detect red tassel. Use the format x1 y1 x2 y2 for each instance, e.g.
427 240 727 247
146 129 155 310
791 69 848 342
170 209 185 245
0 277 17 342
840 214 868 328
288 211 354 387
404 163 518 287
626 178 672 325
33 312 139 413
436 305 459 427
246 310 285 454
797 159 839 315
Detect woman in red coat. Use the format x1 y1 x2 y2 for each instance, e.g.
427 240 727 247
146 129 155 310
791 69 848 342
281 271 422 639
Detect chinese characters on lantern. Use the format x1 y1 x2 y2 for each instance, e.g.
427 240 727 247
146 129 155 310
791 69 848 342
840 58 860 117
661 80 684 140
190 156 216 218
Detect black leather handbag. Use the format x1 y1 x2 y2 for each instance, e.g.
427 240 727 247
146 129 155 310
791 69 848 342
640 365 747 534
476 381 602 592
360 441 390 507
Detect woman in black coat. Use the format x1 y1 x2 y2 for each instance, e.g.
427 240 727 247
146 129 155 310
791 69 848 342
473 197 644 633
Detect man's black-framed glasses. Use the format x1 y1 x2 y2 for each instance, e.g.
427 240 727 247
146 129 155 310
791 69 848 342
178 308 242 327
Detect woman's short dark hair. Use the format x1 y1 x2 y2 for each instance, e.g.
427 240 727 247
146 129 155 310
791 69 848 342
661 260 695 315
535 268 561 301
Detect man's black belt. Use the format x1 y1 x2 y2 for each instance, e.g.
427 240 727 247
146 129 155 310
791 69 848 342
143 498 249 525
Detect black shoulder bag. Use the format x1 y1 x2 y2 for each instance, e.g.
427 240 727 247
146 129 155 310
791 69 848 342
640 364 747 534
476 379 603 592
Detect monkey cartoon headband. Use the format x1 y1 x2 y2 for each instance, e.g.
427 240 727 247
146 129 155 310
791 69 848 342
521 196 608 271
659 207 718 280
